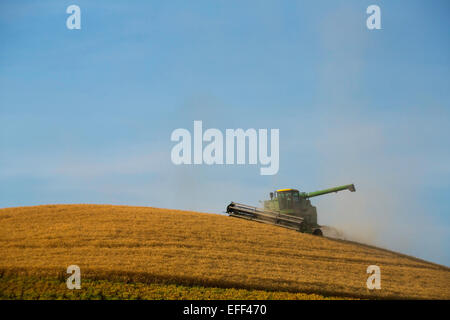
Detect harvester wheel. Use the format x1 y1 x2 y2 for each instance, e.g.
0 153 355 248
312 229 323 236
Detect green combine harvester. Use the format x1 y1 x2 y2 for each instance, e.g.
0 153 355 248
226 184 356 236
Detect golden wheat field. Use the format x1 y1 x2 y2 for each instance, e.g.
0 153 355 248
0 204 449 299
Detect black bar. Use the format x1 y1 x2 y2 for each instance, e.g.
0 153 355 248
1 300 448 319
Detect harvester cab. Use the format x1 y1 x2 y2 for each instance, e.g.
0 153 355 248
227 184 356 236
265 189 318 226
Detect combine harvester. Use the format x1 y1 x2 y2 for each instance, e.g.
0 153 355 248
227 184 355 236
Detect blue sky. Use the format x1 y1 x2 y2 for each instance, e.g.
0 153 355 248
1 1 449 265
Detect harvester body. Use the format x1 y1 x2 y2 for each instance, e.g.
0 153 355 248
227 184 355 235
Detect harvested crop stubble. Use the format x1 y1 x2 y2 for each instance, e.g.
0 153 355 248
0 275 347 300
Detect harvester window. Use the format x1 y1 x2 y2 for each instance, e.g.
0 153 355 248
278 191 295 210
286 193 292 208
278 192 286 209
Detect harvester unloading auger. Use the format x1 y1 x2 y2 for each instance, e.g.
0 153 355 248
226 184 356 236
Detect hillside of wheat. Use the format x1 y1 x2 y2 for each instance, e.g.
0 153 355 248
0 204 449 299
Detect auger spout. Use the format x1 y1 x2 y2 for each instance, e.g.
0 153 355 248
304 184 356 198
